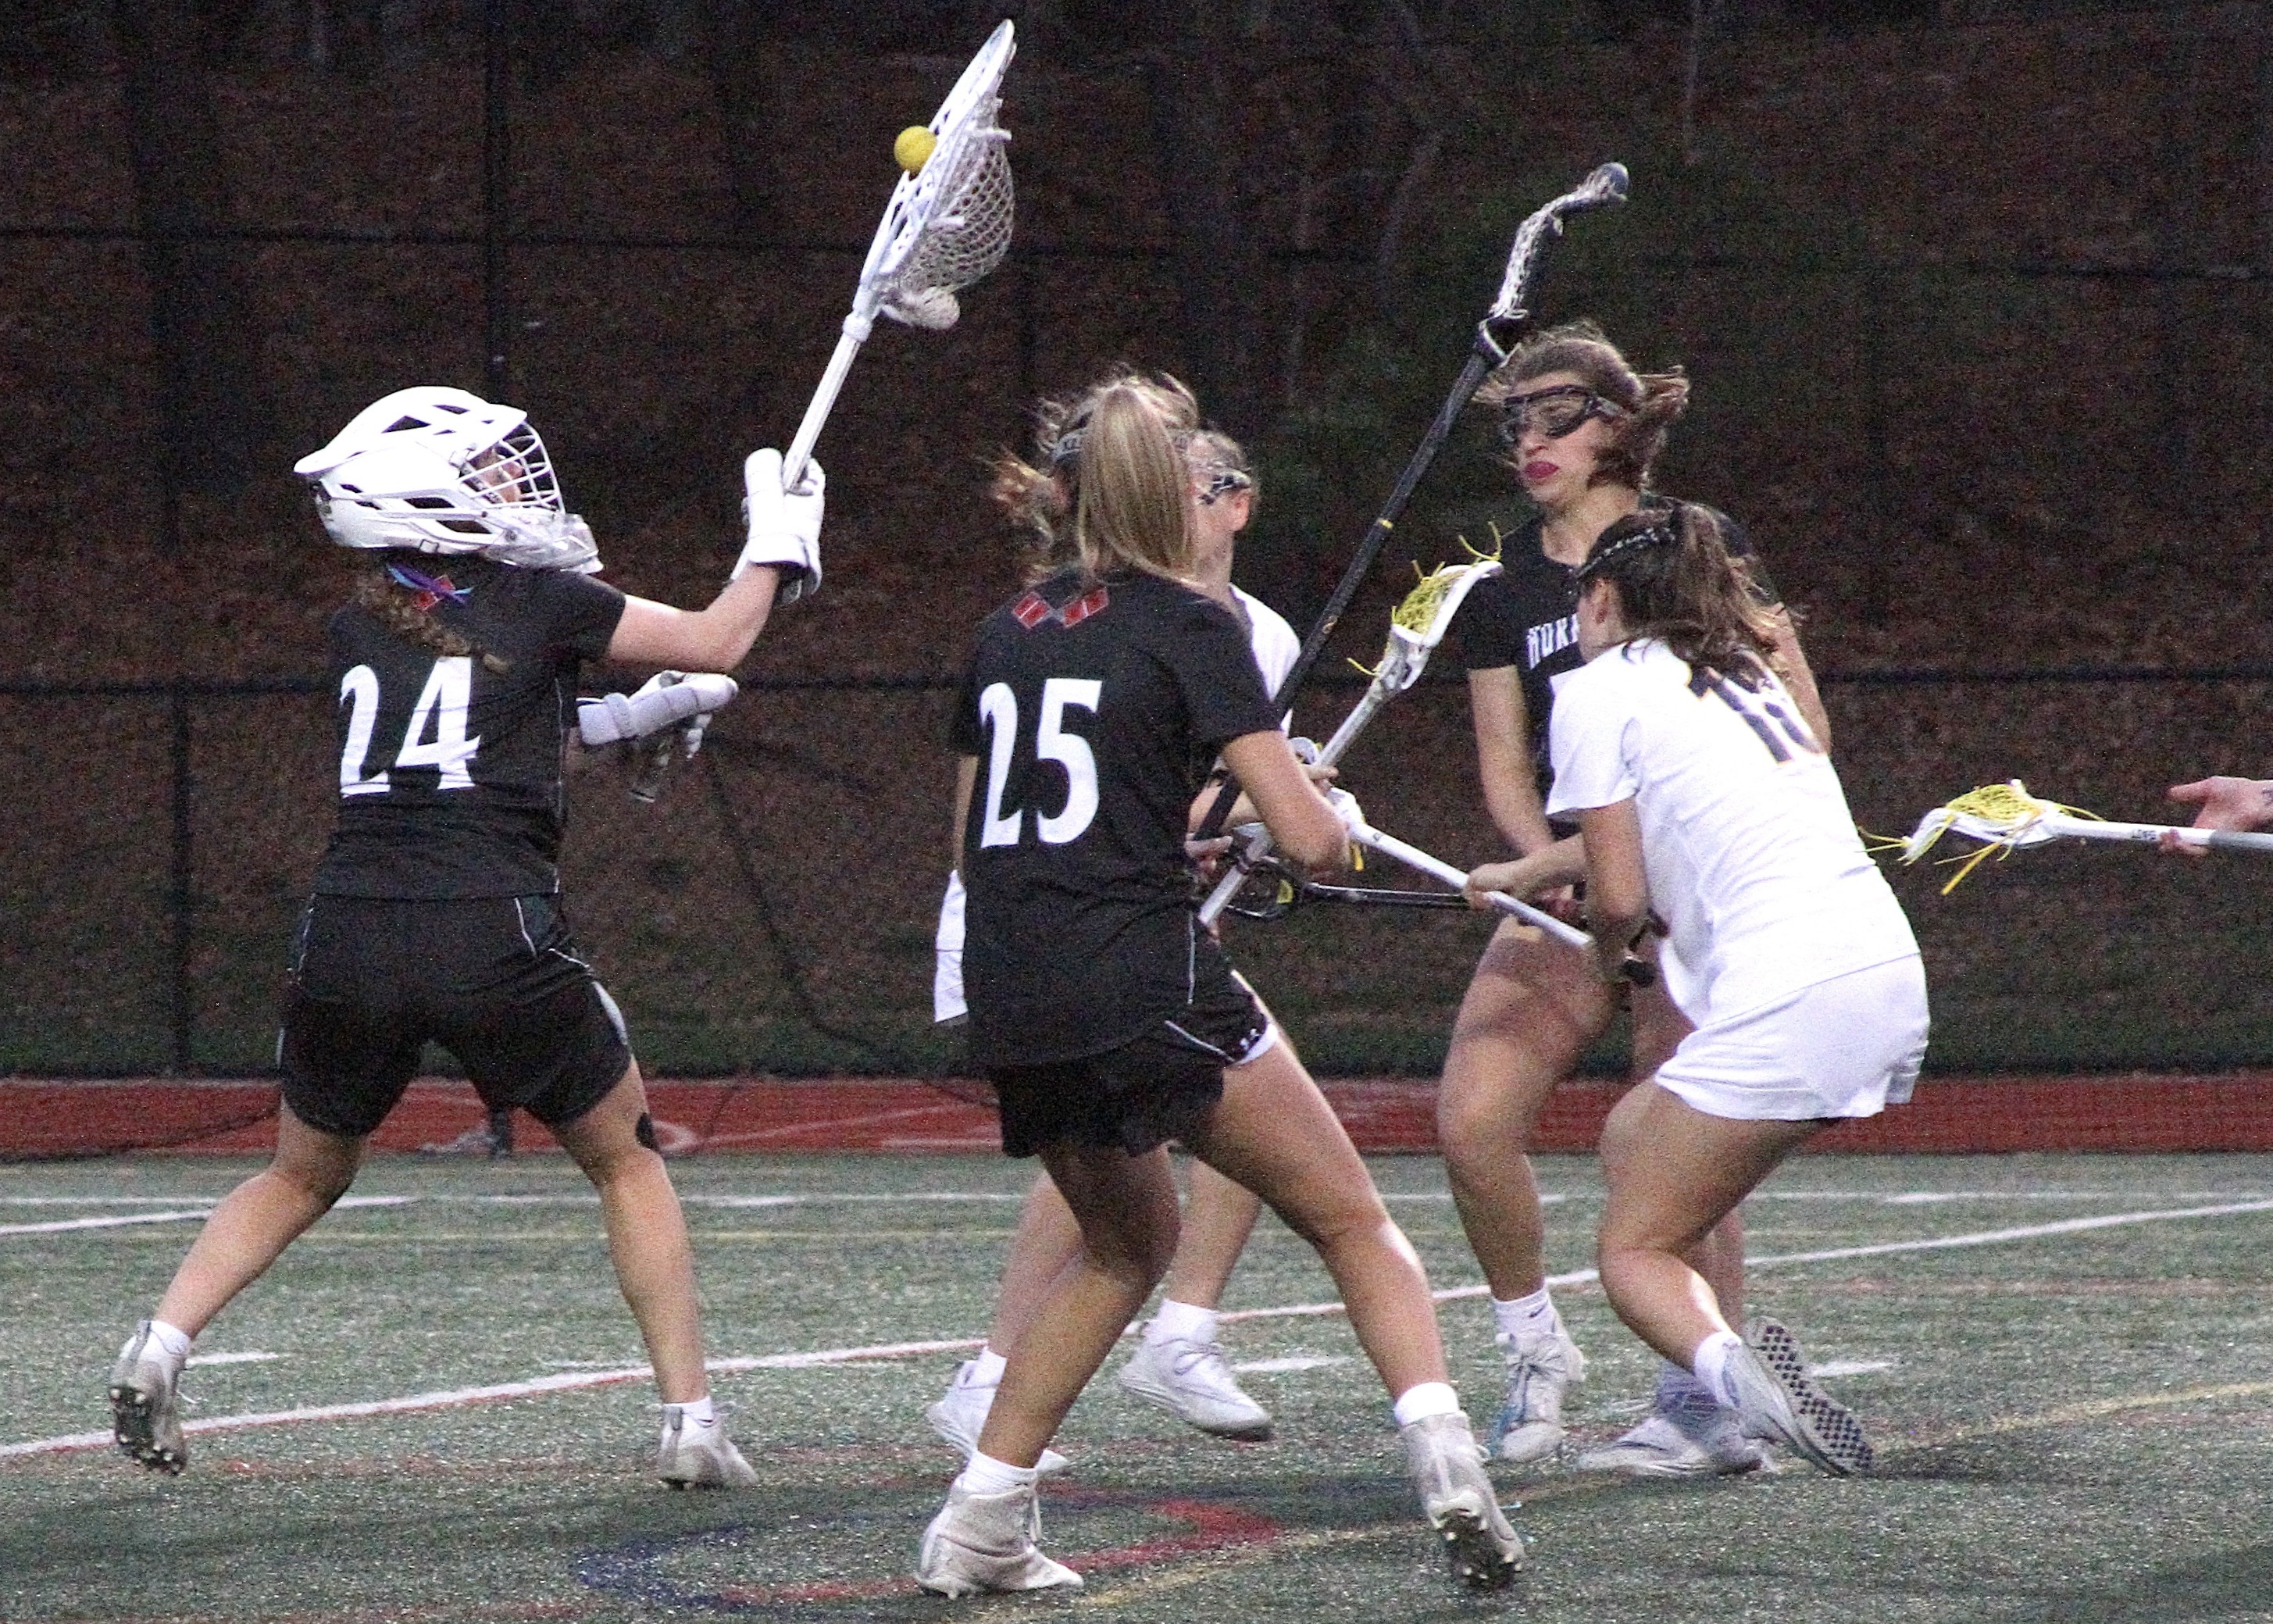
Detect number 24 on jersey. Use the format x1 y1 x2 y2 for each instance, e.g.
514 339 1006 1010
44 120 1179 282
338 656 484 797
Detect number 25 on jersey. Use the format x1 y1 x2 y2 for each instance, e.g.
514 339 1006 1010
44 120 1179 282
975 678 1101 847
338 657 484 797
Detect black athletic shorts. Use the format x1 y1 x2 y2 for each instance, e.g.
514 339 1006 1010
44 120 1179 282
278 894 631 1139
987 966 1272 1159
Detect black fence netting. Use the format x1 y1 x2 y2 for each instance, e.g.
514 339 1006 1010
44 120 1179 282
3 5 2273 1142
6 670 2273 1085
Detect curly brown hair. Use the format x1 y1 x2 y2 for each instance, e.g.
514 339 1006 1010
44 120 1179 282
349 566 512 674
1575 502 1777 676
1474 319 1689 491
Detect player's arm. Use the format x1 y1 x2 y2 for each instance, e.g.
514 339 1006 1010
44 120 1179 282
1219 730 1348 876
605 448 822 673
950 755 979 878
1572 798 1650 986
608 569 781 673
1464 837 1587 908
1469 666 1558 855
1762 607 1832 753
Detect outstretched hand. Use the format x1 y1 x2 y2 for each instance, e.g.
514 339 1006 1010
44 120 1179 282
2161 776 2273 856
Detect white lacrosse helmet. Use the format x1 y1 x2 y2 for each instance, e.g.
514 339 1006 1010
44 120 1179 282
291 386 600 571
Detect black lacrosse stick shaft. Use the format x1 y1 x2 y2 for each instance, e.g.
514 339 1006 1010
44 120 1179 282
1193 336 1502 844
1193 162 1627 845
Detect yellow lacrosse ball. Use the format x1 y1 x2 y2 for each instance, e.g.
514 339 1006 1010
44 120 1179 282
894 125 937 175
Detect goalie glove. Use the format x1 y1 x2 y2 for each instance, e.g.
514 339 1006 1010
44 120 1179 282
732 447 825 602
576 670 739 748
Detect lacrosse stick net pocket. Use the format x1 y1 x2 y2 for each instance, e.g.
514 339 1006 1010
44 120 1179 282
880 135 1014 330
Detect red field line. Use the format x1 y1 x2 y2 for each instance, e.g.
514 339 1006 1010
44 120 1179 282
2 1073 2269 1157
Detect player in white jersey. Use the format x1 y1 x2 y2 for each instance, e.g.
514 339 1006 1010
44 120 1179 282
1468 505 1928 1476
928 425 1294 1451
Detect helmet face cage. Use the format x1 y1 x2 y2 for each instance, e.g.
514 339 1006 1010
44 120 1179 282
293 387 598 572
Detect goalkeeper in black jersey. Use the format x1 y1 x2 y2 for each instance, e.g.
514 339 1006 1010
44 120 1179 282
915 374 1522 1598
106 386 822 1490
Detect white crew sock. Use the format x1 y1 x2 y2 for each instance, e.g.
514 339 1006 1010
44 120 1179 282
955 1450 1041 1497
146 1319 194 1369
1490 1287 1561 1342
967 1347 1008 1387
668 1394 717 1429
1391 1381 1463 1428
1146 1298 1218 1346
1691 1330 1746 1410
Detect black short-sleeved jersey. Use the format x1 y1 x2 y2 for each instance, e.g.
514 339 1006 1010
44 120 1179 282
949 566 1281 1068
312 553 626 898
1454 501 1775 789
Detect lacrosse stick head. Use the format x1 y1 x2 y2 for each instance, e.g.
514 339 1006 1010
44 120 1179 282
1486 162 1629 334
869 21 1016 332
1365 559 1504 693
292 387 599 571
1900 781 2070 864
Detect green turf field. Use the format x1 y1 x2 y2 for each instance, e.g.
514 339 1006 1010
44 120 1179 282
4 1151 2271 1622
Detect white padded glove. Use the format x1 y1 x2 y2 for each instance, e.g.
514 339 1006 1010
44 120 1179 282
576 670 739 748
1323 786 1367 839
733 448 824 602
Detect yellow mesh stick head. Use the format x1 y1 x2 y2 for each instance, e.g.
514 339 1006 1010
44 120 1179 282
1899 781 2107 894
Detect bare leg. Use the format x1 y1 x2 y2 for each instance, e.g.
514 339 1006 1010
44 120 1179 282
155 1105 364 1336
986 1173 1086 1355
1161 1159 1263 1309
1183 1037 1447 1398
1595 1083 1818 1365
974 1145 1180 1469
552 1062 708 1404
1437 921 1611 1298
1628 980 1747 1321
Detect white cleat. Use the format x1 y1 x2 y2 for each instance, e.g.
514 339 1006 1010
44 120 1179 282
916 1483 1084 1597
1575 1408 1770 1478
1726 1318 1874 1477
1401 1411 1525 1591
1484 1326 1586 1465
109 1321 187 1476
924 1360 1069 1474
1117 1336 1274 1441
656 1405 758 1489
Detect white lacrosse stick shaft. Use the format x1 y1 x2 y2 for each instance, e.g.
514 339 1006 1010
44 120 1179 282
779 21 1015 493
1197 562 1501 926
1345 820 1590 950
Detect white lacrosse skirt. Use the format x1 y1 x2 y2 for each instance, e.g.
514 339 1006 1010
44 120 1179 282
1653 955 1929 1123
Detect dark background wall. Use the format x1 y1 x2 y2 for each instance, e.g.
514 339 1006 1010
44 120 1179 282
3 0 2270 1076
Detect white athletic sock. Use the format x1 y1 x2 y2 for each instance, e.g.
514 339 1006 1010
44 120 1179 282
1691 1331 1746 1410
668 1394 718 1429
146 1319 193 1369
1490 1287 1561 1342
955 1450 1041 1497
1391 1381 1463 1428
967 1347 1008 1387
1146 1298 1218 1346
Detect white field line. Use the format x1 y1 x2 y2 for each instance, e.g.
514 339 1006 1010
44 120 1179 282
1219 1195 2273 1322
0 1209 216 1237
9 1185 2264 1211
187 1351 280 1368
0 1194 411 1240
8 1194 2269 1464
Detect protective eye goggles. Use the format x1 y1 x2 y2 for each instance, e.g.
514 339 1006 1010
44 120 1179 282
1496 384 1621 445
1194 467 1253 505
